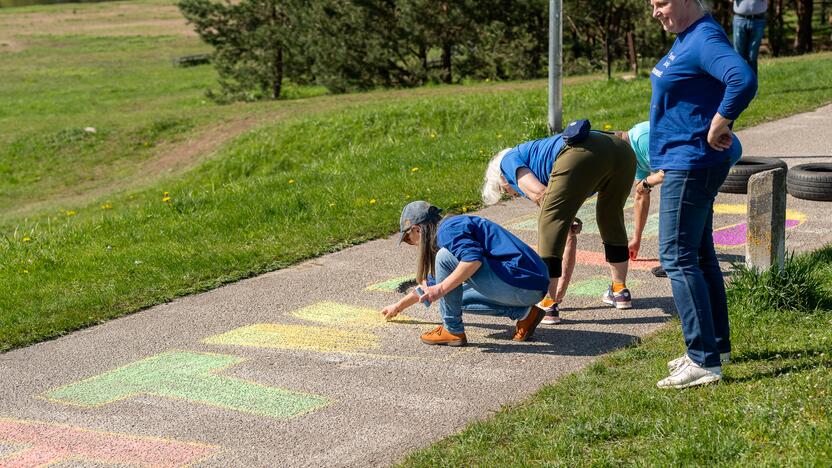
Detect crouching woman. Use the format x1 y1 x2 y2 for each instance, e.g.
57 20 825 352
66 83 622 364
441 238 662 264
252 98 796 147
382 201 548 347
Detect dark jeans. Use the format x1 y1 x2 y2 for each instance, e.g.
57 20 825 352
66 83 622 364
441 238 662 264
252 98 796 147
733 15 765 74
659 161 732 367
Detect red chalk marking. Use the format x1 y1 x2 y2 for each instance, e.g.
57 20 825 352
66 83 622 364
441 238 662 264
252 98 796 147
0 418 218 467
574 250 661 270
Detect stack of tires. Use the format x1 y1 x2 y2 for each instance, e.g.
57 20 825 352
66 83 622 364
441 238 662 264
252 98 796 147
719 157 832 201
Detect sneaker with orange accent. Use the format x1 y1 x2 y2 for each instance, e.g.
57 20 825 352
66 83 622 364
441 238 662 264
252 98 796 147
537 296 561 325
420 325 467 347
513 305 545 341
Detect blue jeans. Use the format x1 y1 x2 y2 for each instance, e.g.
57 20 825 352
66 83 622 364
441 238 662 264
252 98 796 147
659 162 732 368
435 248 545 334
733 15 765 75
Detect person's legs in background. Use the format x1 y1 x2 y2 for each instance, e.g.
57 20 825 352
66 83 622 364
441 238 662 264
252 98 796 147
733 15 751 64
734 15 765 75
746 18 766 74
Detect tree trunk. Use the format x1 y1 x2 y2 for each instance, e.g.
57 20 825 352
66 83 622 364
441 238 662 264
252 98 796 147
794 0 814 53
272 45 283 99
626 30 637 75
441 41 452 84
767 0 786 56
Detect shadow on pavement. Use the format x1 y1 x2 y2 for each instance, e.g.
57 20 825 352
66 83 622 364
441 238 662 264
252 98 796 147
462 327 641 357
561 315 671 326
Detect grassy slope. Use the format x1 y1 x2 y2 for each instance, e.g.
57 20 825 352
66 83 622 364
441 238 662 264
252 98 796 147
1 0 831 352
402 248 832 466
1 53 831 351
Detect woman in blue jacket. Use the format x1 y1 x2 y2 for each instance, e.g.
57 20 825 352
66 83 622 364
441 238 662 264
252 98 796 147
381 201 548 347
649 0 757 389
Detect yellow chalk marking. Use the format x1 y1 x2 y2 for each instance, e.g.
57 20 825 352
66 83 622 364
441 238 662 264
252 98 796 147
204 324 379 352
291 301 409 328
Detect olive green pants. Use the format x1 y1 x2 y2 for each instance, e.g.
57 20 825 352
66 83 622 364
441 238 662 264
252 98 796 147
538 132 636 277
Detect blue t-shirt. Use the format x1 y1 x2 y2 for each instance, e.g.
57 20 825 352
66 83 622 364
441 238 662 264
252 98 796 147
629 121 744 180
437 215 549 293
499 134 566 197
649 15 757 171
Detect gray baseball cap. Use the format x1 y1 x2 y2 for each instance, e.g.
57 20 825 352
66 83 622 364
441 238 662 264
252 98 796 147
398 201 442 243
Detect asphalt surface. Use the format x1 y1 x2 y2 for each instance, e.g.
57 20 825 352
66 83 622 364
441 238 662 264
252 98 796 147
1 104 830 467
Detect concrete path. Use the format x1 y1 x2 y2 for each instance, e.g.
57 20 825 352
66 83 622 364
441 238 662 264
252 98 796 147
1 105 830 467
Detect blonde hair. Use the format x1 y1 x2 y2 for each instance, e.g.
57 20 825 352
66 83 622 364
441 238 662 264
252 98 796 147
482 148 513 206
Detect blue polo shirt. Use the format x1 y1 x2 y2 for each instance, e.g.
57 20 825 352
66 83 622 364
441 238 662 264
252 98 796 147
649 15 756 170
630 120 744 181
499 134 566 197
437 215 548 293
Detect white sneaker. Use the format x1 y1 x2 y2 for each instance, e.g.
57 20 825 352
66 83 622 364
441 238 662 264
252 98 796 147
667 352 731 375
657 360 722 389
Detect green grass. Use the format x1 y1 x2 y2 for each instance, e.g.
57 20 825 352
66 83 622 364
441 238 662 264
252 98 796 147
401 248 832 466
1 52 832 351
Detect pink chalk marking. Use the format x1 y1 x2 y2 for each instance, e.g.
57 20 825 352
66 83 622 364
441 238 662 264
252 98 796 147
0 419 218 468
713 220 801 247
574 250 661 270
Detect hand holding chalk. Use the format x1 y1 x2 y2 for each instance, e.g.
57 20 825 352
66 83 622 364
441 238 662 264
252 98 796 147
415 286 431 308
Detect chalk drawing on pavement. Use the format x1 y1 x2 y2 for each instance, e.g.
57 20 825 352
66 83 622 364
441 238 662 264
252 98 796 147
204 323 380 352
42 351 329 419
291 302 404 328
567 276 642 297
0 417 218 467
366 275 417 293
712 204 806 248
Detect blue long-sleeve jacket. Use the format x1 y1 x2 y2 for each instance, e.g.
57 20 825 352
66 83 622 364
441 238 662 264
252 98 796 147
649 15 757 170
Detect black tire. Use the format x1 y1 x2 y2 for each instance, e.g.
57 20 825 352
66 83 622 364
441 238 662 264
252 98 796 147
719 156 788 194
787 163 832 201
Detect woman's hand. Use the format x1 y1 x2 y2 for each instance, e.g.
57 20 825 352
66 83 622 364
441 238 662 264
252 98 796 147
420 283 445 304
628 237 642 260
381 303 400 320
707 113 734 151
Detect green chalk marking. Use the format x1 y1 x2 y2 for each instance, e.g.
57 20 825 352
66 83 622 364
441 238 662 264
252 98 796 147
44 351 329 419
365 275 415 292
568 277 642 297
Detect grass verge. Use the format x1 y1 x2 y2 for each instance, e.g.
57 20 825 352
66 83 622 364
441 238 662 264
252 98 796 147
1 54 832 351
401 247 832 466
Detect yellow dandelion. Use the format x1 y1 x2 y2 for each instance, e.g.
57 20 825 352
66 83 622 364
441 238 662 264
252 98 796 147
23 269 29 274
430 132 437 139
411 167 419 173
101 202 112 210
603 123 613 131
66 210 77 217
462 207 468 213
288 179 296 184
369 199 377 205
22 236 31 243
162 191 171 203
405 194 410 199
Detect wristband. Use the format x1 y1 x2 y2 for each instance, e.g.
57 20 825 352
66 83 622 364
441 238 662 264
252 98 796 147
640 178 653 192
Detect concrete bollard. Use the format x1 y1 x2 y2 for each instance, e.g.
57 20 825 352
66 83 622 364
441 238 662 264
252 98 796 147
746 168 786 272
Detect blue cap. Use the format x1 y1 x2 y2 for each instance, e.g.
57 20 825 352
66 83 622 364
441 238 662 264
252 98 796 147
399 201 442 243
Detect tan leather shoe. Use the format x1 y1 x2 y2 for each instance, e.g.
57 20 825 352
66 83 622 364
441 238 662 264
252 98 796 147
513 305 545 341
420 325 467 347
